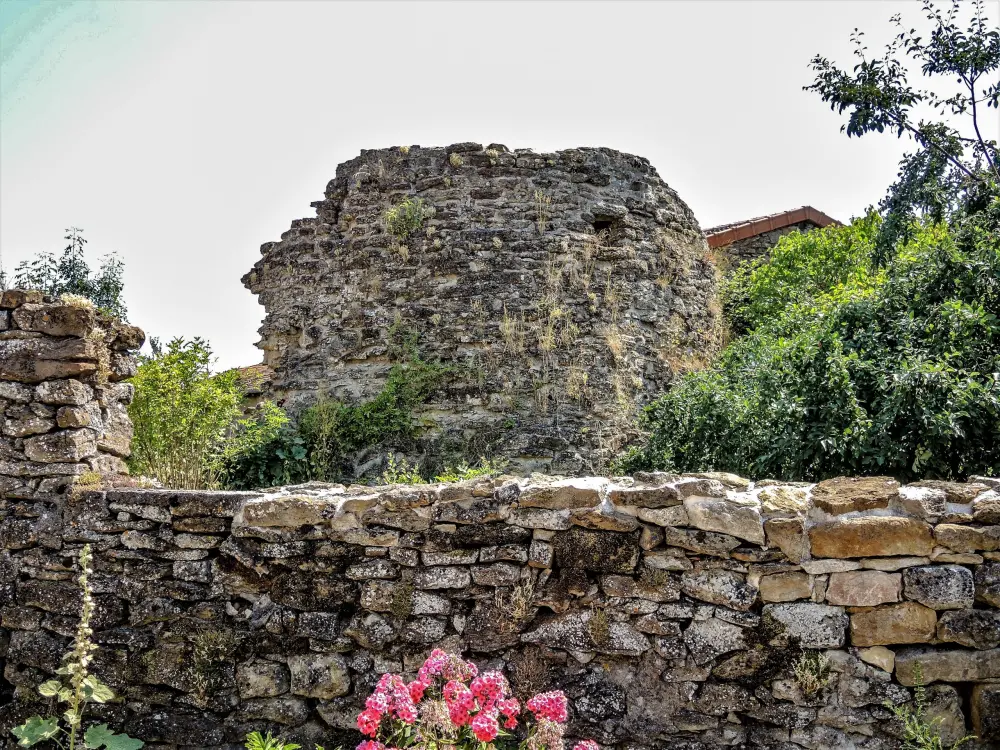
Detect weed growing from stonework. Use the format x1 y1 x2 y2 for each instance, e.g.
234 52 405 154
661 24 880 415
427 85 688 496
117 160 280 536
380 454 425 485
384 197 433 240
885 663 975 750
792 650 831 696
12 545 144 750
434 456 508 483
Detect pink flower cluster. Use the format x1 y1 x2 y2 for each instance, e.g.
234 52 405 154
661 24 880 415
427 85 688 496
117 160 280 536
355 649 599 750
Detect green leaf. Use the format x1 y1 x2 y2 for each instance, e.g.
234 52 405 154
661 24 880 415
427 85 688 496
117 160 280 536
84 723 145 750
37 679 62 697
82 675 116 703
12 716 61 747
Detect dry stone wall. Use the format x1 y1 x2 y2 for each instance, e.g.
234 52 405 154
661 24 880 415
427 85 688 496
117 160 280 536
2 473 999 749
0 289 144 499
243 144 720 476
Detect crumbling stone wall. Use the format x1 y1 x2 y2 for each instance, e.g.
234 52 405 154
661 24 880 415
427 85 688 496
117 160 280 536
2 473 999 748
243 144 721 476
0 289 144 499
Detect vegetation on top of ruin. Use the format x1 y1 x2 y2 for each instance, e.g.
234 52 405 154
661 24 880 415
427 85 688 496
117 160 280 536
1 228 128 320
383 197 433 240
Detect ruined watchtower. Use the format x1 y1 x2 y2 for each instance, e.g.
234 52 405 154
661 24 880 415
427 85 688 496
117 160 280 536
243 143 720 476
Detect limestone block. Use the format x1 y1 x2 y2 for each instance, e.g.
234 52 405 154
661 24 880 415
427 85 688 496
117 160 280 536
643 549 693 571
637 505 690 527
934 523 1000 552
552 527 640 573
764 517 809 562
897 484 948 522
600 573 680 603
13 302 95 337
421 549 478 566
972 684 1000 741
569 505 639 532
287 653 350 699
413 566 471 590
2 415 54 437
859 556 929 571
97 401 132 457
936 609 1000 649
479 544 528 563
849 602 937 647
346 559 400 580
800 559 862 575
508 508 571 531
237 659 291 699
681 570 758 611
0 381 32 402
809 517 933 558
56 406 90 428
241 496 337 527
909 479 990 504
976 562 1000 606
35 378 94 405
758 485 810 518
684 493 764 545
811 476 898 515
528 539 553 568
683 617 749 664
661 526 741 557
518 476 607 509
901 565 974 610
471 562 521 587
23 428 98 463
609 480 682 509
895 647 1000 685
825 570 901 607
762 603 848 649
639 524 663 550
856 646 894 673
759 571 812 602
521 610 650 656
343 613 396 650
973 490 1000 523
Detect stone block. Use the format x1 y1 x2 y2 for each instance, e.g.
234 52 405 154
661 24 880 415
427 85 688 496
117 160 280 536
518 477 606 509
898 484 948 521
973 490 1000 523
521 610 650 656
23 428 97 462
681 569 758 611
849 602 937 647
637 505 690 527
661 526 741 557
758 485 810 517
608 480 682 508
684 494 764 545
976 561 1000 606
762 603 848 649
552 527 640 573
413 566 471 590
12 302 95 337
934 523 1000 552
759 571 812 602
825 570 901 607
901 565 974 610
895 647 1000 685
856 645 894 673
35 379 94 405
237 659 291 699
288 653 350 699
972 684 1000 741
809 516 933 558
683 617 749 664
936 608 1000 649
811 476 898 515
763 516 809 562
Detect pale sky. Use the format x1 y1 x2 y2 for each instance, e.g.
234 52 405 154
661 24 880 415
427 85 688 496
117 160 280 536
2 0 997 371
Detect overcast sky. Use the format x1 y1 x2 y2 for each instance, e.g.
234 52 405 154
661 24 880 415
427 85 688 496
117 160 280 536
2 0 997 371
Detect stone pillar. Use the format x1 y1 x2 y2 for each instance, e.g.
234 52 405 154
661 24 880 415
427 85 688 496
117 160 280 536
0 289 144 498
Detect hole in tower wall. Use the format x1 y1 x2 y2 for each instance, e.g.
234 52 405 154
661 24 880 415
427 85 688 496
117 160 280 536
592 219 614 234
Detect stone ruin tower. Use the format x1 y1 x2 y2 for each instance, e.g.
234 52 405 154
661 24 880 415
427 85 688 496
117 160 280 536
243 143 720 476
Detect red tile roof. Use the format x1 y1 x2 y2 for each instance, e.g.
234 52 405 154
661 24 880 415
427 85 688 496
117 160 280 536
705 206 840 249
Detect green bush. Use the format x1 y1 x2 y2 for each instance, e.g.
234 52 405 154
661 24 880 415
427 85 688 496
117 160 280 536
128 338 245 489
383 197 432 239
220 358 452 488
619 204 1000 482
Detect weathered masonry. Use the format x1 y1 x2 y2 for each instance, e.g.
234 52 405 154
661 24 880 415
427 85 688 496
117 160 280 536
243 144 722 477
0 290 144 499
2 473 999 748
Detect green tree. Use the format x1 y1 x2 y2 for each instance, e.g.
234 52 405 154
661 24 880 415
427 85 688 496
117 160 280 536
6 228 128 319
806 0 999 263
128 338 244 489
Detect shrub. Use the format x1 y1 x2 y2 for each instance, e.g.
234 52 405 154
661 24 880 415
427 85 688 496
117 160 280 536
620 207 1000 482
128 338 244 489
384 198 432 239
885 663 975 750
793 651 831 696
12 545 144 750
354 649 598 750
434 457 508 483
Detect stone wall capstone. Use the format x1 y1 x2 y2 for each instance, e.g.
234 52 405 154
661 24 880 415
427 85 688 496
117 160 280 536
243 144 721 477
0 289 144 499
2 472 999 748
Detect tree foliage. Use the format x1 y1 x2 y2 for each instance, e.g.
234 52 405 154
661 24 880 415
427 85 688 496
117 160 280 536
806 0 999 263
6 228 128 319
619 207 1000 481
128 338 245 489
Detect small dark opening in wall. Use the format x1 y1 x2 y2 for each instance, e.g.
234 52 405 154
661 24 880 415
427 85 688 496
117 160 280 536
592 219 614 234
